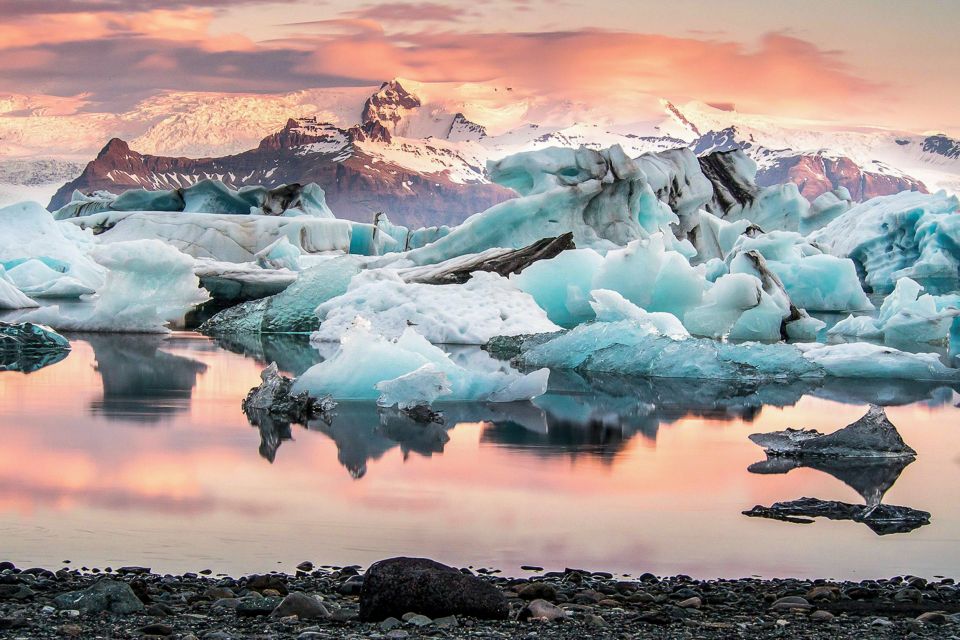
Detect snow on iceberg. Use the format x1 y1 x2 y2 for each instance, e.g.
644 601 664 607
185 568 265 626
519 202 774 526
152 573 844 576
810 190 960 294
23 240 209 333
0 201 105 298
312 269 560 344
292 318 549 406
802 187 852 235
513 320 960 382
829 277 960 345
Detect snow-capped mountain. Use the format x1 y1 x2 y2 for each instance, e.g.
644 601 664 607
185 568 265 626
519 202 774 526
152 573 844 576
659 100 960 196
24 80 960 228
0 158 84 208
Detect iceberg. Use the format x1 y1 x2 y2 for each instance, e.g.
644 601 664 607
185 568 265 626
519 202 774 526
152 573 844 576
254 236 302 271
0 266 38 310
802 187 852 234
698 149 809 232
201 255 365 334
0 321 71 373
828 277 960 344
513 319 960 382
810 190 960 294
0 201 106 297
312 270 560 344
291 319 549 406
53 180 335 220
726 231 873 312
22 240 209 333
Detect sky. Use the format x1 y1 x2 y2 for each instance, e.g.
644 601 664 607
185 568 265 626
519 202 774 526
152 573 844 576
0 0 958 133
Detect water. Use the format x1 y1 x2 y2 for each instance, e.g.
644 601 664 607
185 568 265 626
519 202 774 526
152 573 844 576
1 332 959 580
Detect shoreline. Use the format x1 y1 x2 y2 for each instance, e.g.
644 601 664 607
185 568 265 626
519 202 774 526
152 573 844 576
2 558 959 639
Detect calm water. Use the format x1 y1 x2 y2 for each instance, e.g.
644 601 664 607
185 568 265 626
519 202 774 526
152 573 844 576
1 332 959 580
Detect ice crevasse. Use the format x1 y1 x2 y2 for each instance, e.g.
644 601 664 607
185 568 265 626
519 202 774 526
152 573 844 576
292 318 550 406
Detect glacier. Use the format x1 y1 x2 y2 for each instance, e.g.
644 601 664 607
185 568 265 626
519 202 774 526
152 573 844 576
291 319 550 405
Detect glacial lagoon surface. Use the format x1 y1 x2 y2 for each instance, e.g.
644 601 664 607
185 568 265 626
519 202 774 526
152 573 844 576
1 332 959 580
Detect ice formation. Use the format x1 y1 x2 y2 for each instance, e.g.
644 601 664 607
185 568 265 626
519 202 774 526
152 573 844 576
508 249 603 327
254 236 302 271
725 232 873 312
698 149 809 232
292 319 549 406
312 270 560 344
23 240 209 333
0 322 71 373
513 319 960 382
802 187 852 234
0 201 105 298
53 180 335 220
829 277 960 344
0 267 39 310
810 190 960 294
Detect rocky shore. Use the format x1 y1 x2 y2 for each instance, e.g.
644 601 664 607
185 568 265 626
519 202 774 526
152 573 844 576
2 557 959 639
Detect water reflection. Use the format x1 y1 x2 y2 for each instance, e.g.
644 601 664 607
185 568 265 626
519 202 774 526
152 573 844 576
85 334 208 422
744 420 931 535
210 332 324 376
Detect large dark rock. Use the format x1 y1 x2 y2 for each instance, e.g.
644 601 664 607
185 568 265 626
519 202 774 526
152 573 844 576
358 557 508 621
52 579 145 614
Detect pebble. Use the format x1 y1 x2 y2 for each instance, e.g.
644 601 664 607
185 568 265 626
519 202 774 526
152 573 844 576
809 610 835 622
677 596 702 609
517 582 557 601
915 611 948 625
769 596 812 611
138 623 174 636
379 616 402 630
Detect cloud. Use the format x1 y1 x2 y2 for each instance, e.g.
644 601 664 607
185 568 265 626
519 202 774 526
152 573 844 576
0 6 884 124
0 0 299 16
344 2 467 22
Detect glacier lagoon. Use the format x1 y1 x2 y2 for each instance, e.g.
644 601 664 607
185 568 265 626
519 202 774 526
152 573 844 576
1 331 959 579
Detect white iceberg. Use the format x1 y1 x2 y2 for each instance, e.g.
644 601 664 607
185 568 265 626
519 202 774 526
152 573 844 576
0 266 38 310
312 270 560 344
829 277 960 345
23 239 210 333
292 319 550 406
0 201 106 297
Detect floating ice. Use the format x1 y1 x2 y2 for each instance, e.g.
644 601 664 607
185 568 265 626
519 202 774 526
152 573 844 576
292 319 549 406
312 270 560 344
0 201 105 297
254 236 302 271
698 149 809 232
23 240 209 333
810 190 960 294
514 320 960 382
727 231 873 312
0 267 38 310
589 289 689 338
54 180 335 219
802 187 852 234
829 277 960 344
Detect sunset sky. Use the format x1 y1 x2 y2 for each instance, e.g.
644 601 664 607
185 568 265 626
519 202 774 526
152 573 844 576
1 0 959 133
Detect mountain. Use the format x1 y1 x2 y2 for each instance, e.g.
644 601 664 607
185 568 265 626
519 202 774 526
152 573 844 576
692 127 927 201
661 101 960 196
0 158 84 208
48 117 514 227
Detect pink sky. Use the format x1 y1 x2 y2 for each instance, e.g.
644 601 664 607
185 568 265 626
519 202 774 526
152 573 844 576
0 0 958 133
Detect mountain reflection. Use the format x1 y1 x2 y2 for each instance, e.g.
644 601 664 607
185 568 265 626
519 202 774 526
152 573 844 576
85 335 208 422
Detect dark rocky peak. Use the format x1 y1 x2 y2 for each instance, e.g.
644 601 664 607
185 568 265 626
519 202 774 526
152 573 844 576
361 80 422 133
922 133 960 159
98 137 133 158
257 117 353 155
692 127 754 155
447 113 487 141
349 120 392 144
662 100 700 137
